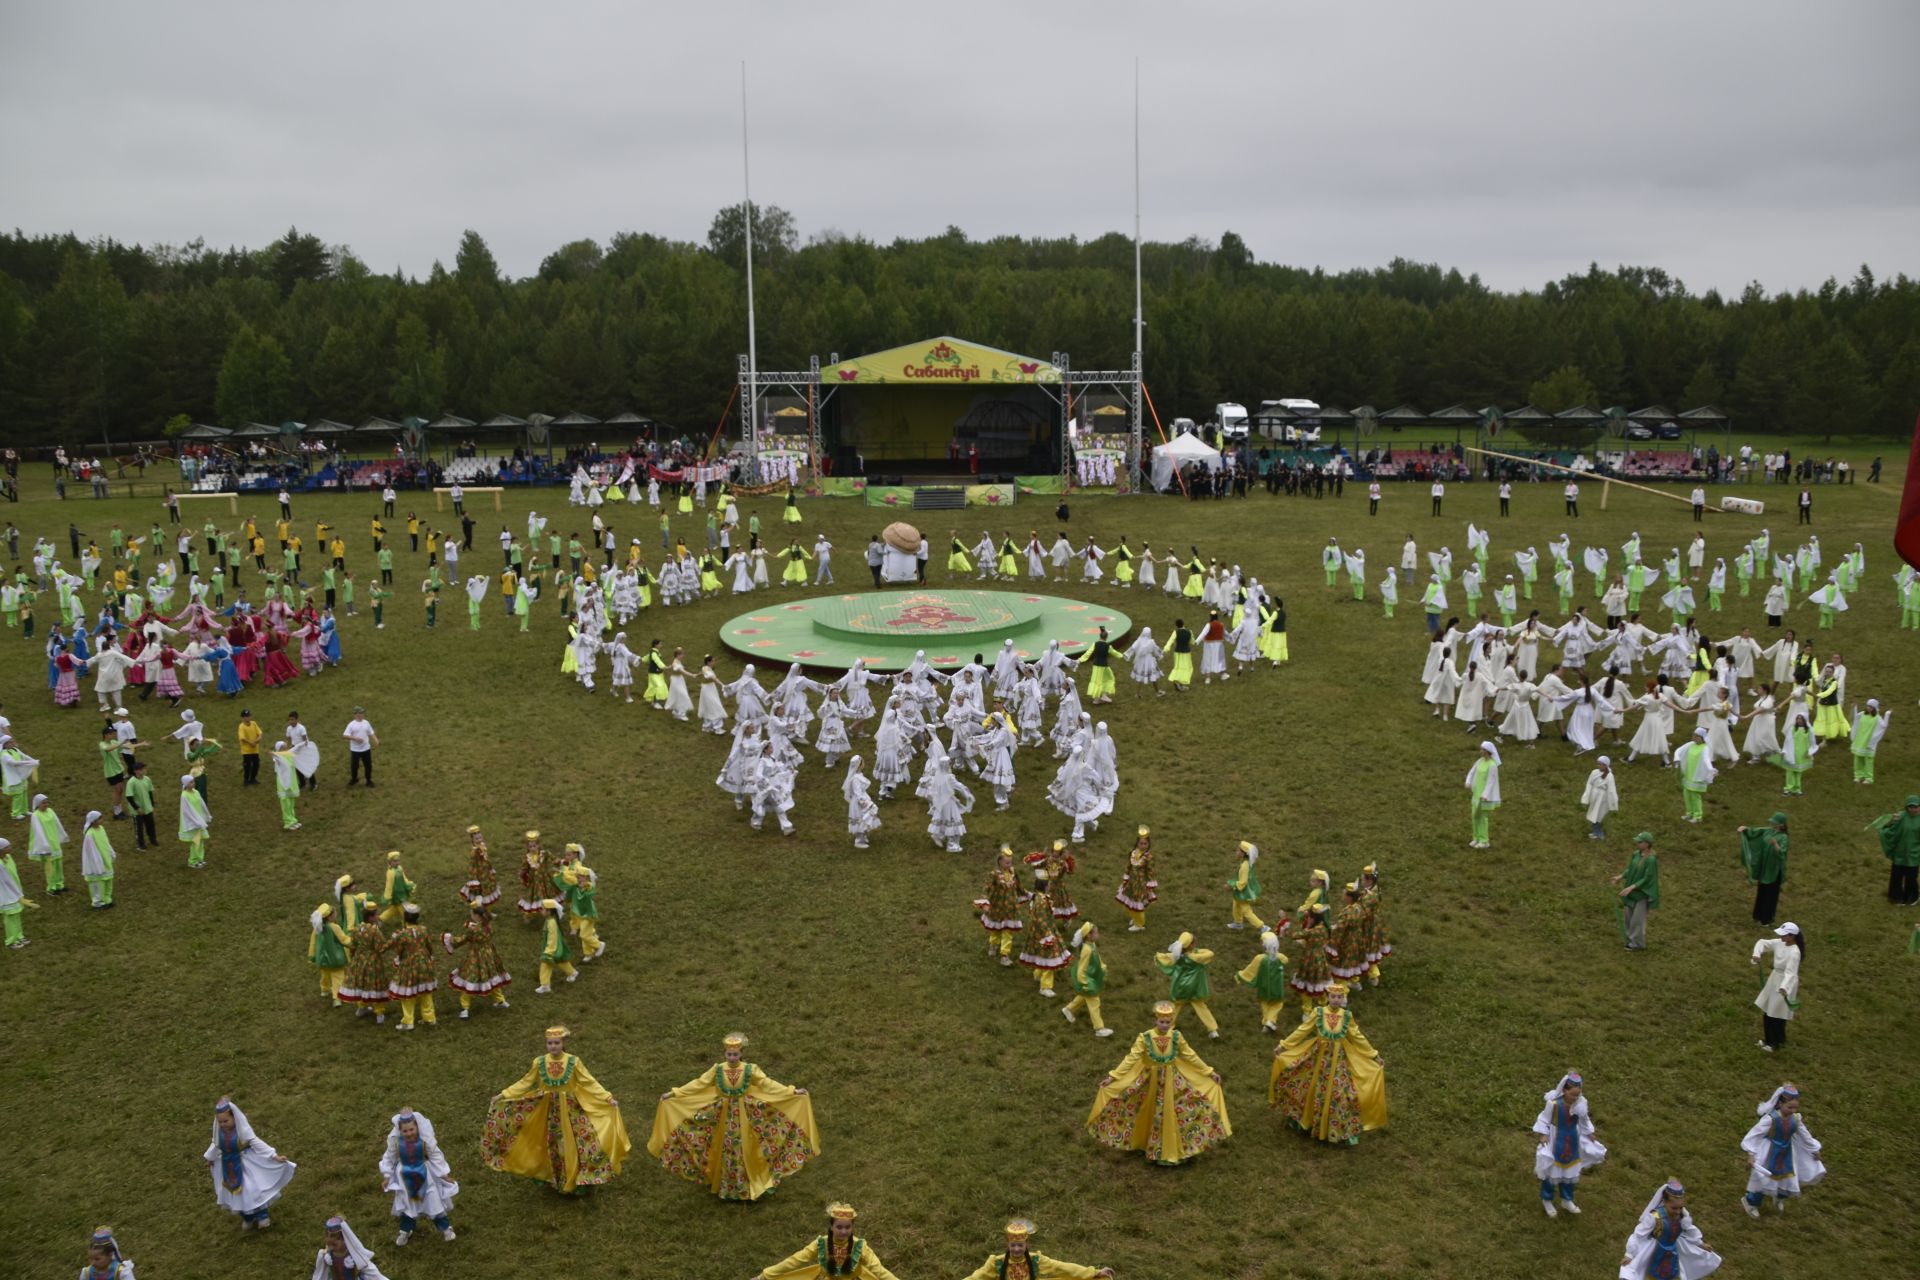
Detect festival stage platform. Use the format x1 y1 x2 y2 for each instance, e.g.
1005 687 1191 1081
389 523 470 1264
719 589 1133 671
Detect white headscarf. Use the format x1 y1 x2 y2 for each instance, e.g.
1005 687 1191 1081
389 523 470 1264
1545 1071 1584 1103
1640 1179 1686 1219
211 1097 260 1148
842 755 867 800
321 1215 380 1277
1479 741 1502 766
1757 1084 1800 1116
1166 934 1186 961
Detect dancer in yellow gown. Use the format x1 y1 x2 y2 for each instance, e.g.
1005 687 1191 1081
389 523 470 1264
752 1203 903 1280
959 1219 1114 1279
647 1031 820 1201
482 1025 631 1193
1268 982 1387 1145
1085 1000 1231 1166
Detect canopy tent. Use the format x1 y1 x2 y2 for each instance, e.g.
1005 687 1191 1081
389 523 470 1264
1150 431 1221 491
357 416 405 435
424 414 477 432
177 423 230 441
303 418 357 436
229 422 280 439
478 413 528 429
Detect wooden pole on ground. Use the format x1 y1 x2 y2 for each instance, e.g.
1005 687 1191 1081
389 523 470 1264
1464 446 1748 516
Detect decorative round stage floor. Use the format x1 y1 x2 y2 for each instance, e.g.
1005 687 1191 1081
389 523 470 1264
719 589 1134 671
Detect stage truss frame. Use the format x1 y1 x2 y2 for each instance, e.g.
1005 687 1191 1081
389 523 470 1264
738 348 1143 493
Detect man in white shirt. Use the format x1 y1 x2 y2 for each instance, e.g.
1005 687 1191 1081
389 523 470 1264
286 711 318 791
1430 480 1445 517
449 482 465 515
1564 481 1580 518
342 707 379 788
813 536 835 585
1498 480 1512 517
1690 486 1706 523
1367 480 1381 516
382 485 397 517
499 526 514 568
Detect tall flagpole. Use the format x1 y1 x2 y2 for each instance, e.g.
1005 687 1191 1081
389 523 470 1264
1133 57 1143 369
741 62 759 463
1133 57 1145 492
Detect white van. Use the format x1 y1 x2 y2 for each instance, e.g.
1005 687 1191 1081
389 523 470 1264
1213 403 1249 442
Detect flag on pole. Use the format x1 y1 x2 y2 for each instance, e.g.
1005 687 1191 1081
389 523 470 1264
1898 411 1920 571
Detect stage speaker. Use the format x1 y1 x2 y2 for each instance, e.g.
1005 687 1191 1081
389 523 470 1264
996 473 1015 484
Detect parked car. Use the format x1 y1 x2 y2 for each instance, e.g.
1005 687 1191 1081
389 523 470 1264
1624 423 1655 441
1655 424 1683 441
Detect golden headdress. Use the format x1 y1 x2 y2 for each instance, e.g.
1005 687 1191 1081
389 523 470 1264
826 1203 858 1222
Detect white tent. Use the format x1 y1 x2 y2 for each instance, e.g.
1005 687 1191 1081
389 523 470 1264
1150 432 1222 491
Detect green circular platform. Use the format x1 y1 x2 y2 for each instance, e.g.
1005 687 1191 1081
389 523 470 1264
720 589 1134 671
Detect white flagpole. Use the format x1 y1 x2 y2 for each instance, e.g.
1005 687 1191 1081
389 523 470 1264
1133 56 1143 369
741 62 759 465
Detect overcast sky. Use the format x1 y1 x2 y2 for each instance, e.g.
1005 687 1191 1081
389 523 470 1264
3 0 1915 294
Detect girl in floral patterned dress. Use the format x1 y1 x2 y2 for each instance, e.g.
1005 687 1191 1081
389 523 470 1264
976 846 1025 966
1328 882 1371 987
1018 886 1072 996
1107 828 1157 936
444 905 511 1018
1268 983 1387 1145
646 1032 820 1202
1358 862 1390 986
1288 904 1333 1005
483 1026 631 1194
1085 1000 1231 1166
457 826 500 908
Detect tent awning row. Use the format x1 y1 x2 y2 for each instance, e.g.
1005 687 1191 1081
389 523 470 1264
1246 402 1728 425
193 411 660 437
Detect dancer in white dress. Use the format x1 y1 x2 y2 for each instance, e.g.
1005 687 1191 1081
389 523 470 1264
1580 757 1619 839
1048 742 1110 843
1740 687 1781 761
922 752 974 852
872 701 912 798
977 710 1018 809
1740 1083 1824 1216
1125 626 1163 693
748 743 797 836
815 688 852 768
310 1216 390 1280
843 755 881 849
1617 1180 1721 1280
1532 1071 1607 1217
605 633 639 703
204 1097 296 1229
378 1108 458 1246
664 649 694 722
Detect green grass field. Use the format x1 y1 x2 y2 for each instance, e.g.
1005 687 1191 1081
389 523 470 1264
0 461 1914 1279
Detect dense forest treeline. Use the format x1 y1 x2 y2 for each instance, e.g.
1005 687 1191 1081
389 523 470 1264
0 209 1915 446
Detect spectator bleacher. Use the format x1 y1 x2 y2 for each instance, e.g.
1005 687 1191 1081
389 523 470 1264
1609 450 1695 479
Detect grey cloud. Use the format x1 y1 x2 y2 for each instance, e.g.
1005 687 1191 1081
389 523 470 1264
2 0 1914 291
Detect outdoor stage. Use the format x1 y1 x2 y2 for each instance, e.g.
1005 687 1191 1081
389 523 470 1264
719 589 1133 671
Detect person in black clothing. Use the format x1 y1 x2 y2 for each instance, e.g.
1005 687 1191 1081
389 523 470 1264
461 513 476 549
1797 489 1812 525
69 523 83 558
1055 499 1070 523
1084 626 1115 704
1168 618 1194 693
1869 456 1882 483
